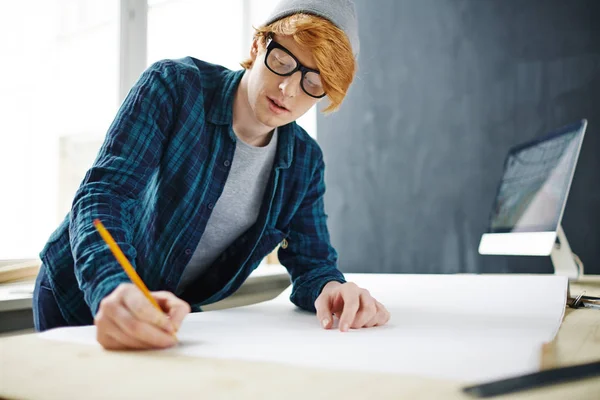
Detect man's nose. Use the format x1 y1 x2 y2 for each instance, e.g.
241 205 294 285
279 71 302 98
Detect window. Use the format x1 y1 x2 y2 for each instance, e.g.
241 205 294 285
0 0 119 259
0 0 316 261
147 0 244 71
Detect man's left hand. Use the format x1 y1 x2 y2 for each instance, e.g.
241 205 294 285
314 281 390 332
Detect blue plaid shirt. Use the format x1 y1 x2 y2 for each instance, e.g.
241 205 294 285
40 57 346 325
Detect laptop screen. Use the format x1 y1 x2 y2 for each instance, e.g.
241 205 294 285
487 120 586 233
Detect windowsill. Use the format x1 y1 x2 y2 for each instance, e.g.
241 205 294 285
0 263 289 313
0 258 40 267
0 281 34 312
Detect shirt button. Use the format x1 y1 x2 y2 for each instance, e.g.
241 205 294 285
208 203 214 210
185 249 192 255
224 160 231 167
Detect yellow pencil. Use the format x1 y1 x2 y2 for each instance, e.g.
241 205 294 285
93 219 176 337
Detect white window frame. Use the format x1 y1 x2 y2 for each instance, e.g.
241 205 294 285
119 0 147 102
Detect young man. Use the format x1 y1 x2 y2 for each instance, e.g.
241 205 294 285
34 0 390 350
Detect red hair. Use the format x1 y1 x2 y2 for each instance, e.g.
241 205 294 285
241 13 356 113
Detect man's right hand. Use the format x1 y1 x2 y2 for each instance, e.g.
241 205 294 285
95 283 191 350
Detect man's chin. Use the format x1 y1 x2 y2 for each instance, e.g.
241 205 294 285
257 113 291 129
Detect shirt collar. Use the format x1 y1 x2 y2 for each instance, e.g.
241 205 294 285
206 68 244 126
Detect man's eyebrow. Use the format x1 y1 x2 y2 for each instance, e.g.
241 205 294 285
277 40 319 71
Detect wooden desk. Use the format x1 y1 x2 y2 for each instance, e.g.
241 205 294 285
1 280 599 400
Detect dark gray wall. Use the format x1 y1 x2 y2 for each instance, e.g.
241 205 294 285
318 0 600 274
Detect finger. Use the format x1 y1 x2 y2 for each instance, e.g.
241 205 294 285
97 315 149 350
352 291 378 329
95 304 150 350
338 286 360 332
97 330 126 350
376 301 391 326
365 301 386 328
314 292 334 329
121 287 174 333
364 312 379 328
153 291 191 332
331 291 345 317
114 298 177 348
96 309 123 350
369 301 390 327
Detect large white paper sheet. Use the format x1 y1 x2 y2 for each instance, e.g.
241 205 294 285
40 274 568 382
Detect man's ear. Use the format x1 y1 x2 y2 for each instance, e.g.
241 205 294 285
249 37 260 63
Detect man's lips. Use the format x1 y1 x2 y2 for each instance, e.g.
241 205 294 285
267 96 289 112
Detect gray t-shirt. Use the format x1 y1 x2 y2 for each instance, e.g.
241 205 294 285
176 129 279 294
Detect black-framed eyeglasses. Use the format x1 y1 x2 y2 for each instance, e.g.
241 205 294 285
264 37 326 99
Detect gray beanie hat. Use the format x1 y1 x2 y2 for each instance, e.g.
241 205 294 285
262 0 360 58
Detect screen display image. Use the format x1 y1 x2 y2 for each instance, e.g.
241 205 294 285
488 124 584 233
